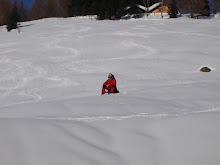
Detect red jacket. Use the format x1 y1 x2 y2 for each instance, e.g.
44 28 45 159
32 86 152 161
103 78 117 88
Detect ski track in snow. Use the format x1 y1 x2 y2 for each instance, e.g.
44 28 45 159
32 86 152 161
114 27 220 40
152 29 220 39
45 38 80 60
34 107 220 122
0 55 44 102
1 107 220 122
0 31 82 106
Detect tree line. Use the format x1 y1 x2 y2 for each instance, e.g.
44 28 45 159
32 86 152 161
1 0 220 27
178 0 211 18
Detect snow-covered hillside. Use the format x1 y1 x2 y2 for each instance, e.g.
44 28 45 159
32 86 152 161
0 17 220 165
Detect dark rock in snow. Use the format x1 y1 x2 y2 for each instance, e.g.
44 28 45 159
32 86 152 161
200 67 211 72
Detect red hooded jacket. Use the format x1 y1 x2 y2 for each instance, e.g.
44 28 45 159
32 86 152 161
103 78 117 88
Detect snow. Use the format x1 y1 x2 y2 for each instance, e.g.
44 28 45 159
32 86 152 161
73 15 98 20
0 17 220 165
215 13 220 18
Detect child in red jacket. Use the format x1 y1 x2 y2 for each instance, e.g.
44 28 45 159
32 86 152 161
102 73 119 95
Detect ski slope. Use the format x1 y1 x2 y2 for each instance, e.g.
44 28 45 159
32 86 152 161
0 17 220 165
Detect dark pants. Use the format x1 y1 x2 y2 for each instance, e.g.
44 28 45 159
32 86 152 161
102 85 119 95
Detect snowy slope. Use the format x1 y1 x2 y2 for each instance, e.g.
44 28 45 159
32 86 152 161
0 17 220 165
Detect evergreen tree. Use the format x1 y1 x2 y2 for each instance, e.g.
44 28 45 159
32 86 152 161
126 0 140 15
98 0 107 20
90 0 100 17
116 0 127 18
168 0 178 18
68 0 80 16
105 0 119 19
7 1 21 31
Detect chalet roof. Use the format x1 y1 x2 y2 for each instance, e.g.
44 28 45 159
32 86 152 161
137 2 162 12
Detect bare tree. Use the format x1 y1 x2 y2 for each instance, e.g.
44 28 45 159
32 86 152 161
19 0 28 22
195 0 210 16
55 0 69 17
0 0 12 25
28 0 43 20
160 0 164 18
211 0 220 14
178 0 197 18
42 0 56 18
143 0 150 16
160 0 172 18
178 0 210 17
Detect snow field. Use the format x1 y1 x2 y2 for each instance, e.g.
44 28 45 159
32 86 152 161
0 17 220 165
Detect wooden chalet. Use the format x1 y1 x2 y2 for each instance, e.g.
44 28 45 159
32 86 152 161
137 2 169 13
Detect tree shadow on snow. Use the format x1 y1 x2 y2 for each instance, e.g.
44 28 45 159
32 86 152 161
18 24 34 28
